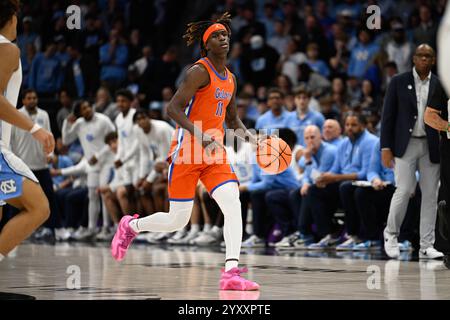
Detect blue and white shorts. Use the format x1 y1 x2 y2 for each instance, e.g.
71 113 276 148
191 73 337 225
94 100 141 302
0 148 38 205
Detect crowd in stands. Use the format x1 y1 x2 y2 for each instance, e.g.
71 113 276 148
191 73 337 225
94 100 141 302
1 0 447 253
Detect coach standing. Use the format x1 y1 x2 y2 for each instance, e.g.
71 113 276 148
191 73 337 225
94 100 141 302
380 44 444 260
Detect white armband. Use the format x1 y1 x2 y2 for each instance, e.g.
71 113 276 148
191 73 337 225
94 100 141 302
29 123 41 134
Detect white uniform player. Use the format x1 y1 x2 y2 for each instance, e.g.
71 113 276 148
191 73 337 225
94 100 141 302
136 118 174 183
0 6 54 261
62 103 115 239
115 107 139 185
0 34 38 197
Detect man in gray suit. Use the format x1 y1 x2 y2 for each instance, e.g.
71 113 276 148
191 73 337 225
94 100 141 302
380 44 444 260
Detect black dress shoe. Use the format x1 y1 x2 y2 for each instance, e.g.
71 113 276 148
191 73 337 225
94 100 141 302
444 254 450 269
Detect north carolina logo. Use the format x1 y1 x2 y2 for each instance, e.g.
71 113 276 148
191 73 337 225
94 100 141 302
0 179 16 194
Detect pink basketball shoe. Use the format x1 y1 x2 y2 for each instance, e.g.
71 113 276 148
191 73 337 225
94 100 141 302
111 214 139 261
219 267 260 291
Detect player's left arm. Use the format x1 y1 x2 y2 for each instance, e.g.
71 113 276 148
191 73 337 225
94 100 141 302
225 75 257 145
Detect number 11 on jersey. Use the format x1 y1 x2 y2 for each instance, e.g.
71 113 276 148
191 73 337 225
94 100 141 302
215 101 224 117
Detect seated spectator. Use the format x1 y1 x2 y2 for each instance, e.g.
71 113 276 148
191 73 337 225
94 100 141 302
56 89 74 133
354 138 420 251
93 86 119 121
49 153 74 191
239 131 300 248
241 35 279 87
276 125 337 249
236 91 259 120
348 28 380 79
308 112 377 250
28 41 63 98
275 74 293 97
50 158 89 241
17 16 41 60
267 19 291 55
264 129 303 244
319 95 341 121
64 45 99 99
297 63 331 97
286 88 325 147
385 22 414 74
21 43 37 90
279 35 307 86
132 45 153 77
322 119 343 147
99 28 129 91
227 42 243 83
133 109 174 215
305 42 330 78
413 4 438 48
255 88 290 132
359 79 380 113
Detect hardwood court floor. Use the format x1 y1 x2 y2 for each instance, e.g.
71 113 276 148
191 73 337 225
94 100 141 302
0 243 449 300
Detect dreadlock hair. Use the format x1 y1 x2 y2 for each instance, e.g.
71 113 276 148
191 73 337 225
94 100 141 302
183 12 231 57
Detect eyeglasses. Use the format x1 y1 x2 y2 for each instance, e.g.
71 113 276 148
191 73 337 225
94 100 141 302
414 53 434 59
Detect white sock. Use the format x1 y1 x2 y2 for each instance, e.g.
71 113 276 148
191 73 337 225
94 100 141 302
211 225 222 233
129 201 193 233
203 223 212 232
211 182 242 272
88 187 101 230
190 224 200 233
0 253 4 262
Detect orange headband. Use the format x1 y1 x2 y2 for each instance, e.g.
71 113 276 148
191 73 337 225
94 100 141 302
202 23 227 44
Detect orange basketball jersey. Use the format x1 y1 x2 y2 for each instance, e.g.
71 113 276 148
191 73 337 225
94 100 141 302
168 57 235 165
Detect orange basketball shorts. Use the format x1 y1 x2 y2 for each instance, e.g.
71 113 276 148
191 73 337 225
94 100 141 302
167 161 239 201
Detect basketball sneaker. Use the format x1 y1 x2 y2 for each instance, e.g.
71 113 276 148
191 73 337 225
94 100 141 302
292 233 315 249
167 229 188 244
307 234 340 250
191 227 223 246
111 214 139 261
241 235 265 248
353 240 381 251
219 267 260 291
97 227 114 241
444 254 450 269
275 231 300 249
419 247 444 260
336 235 361 251
383 228 400 259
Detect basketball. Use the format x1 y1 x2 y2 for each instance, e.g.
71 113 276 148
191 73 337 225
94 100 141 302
256 136 292 174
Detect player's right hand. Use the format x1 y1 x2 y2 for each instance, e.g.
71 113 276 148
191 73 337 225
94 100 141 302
32 128 55 155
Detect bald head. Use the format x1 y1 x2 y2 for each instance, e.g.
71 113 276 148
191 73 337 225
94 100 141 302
413 44 435 76
303 125 322 152
322 119 342 142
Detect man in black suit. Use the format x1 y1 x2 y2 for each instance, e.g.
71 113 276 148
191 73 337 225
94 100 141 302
380 44 443 260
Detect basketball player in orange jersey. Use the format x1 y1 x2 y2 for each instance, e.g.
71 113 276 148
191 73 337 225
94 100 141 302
111 13 260 290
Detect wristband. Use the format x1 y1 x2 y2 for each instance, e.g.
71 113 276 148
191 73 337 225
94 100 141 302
446 122 450 132
30 123 41 134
